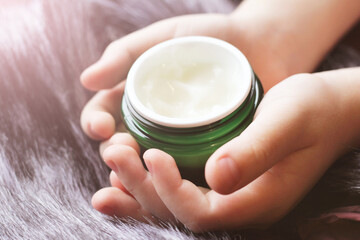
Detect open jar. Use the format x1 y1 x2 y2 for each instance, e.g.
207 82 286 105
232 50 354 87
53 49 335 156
121 36 263 168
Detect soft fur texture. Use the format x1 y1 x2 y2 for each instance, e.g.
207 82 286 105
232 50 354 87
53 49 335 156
0 1 359 239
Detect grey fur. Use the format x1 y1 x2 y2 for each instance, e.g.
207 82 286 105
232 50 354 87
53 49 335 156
0 0 359 239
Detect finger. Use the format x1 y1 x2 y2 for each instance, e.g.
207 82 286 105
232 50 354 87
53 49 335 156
205 96 313 195
99 132 140 158
80 14 232 91
199 145 333 230
144 149 211 232
109 171 133 197
80 81 125 140
80 20 178 91
109 171 124 189
103 144 174 221
100 133 141 197
92 187 150 220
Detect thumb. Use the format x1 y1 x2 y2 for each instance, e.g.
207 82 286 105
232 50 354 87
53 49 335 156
205 98 310 195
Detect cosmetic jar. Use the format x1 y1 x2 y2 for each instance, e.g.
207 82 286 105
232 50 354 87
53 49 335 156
121 36 263 168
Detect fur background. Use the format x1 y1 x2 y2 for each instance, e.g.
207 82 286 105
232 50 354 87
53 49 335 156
0 0 359 239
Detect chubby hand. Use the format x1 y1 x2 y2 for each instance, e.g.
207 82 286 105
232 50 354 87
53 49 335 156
90 70 360 231
80 12 298 141
80 14 232 140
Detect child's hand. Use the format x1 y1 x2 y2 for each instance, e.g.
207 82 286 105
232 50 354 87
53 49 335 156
91 69 360 231
80 14 233 140
79 12 293 140
80 0 360 141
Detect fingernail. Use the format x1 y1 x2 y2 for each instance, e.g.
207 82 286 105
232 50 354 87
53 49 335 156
106 160 118 172
101 205 115 216
145 159 153 174
216 157 240 192
88 122 103 139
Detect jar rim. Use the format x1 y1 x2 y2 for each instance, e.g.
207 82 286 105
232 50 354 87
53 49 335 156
125 36 253 128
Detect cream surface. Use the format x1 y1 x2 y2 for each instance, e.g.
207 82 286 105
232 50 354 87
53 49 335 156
136 61 241 119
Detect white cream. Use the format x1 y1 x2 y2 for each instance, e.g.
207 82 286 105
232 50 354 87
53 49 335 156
137 61 241 119
127 37 252 128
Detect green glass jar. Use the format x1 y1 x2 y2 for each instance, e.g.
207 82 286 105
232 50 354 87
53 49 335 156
121 36 263 168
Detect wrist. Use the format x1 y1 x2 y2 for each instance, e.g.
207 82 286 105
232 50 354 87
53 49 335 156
315 68 360 147
227 13 296 91
228 0 360 91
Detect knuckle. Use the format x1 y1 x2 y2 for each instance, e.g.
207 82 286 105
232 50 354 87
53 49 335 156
248 137 271 169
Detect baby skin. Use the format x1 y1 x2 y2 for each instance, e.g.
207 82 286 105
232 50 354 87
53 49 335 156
85 68 360 231
80 0 360 232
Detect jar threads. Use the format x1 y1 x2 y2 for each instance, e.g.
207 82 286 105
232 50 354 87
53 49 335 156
120 36 263 168
121 72 263 167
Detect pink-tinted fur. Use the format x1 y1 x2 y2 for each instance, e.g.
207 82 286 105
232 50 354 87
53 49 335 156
0 1 359 239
